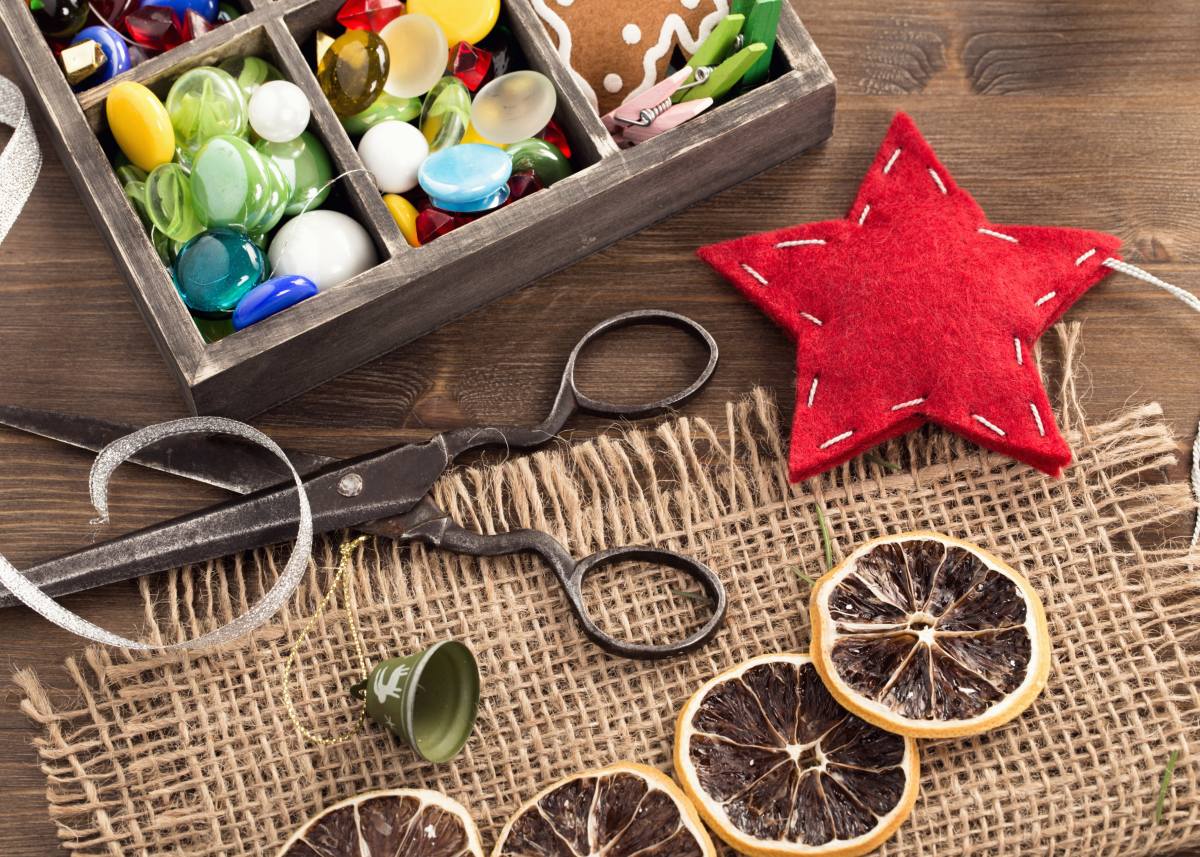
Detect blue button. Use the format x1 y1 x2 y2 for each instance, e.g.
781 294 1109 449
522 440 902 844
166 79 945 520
233 275 320 330
418 144 513 212
71 26 131 88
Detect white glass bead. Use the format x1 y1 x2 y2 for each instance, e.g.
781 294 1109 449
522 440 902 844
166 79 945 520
267 210 378 291
469 71 557 145
357 120 430 193
379 14 448 98
247 80 312 144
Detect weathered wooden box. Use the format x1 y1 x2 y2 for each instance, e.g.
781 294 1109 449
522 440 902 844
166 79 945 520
0 0 835 419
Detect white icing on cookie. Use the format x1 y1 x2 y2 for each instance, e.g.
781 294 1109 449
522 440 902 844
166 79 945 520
623 0 728 105
604 73 623 92
529 0 598 111
622 23 642 44
680 0 700 8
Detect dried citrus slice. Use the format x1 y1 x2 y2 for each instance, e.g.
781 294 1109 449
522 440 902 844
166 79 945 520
276 789 484 857
810 531 1051 739
493 762 716 857
674 653 919 857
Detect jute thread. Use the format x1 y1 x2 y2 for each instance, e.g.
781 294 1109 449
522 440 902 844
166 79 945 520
13 324 1200 857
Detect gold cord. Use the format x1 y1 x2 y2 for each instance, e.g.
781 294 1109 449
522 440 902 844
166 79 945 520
282 535 371 746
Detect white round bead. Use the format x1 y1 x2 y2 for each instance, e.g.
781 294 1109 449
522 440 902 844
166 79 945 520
268 210 379 291
357 121 430 194
248 80 312 143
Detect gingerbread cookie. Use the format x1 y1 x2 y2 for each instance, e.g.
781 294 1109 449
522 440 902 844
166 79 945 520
531 0 728 115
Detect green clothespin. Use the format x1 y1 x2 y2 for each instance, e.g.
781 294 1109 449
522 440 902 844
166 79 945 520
730 0 753 18
671 14 745 104
680 42 766 103
741 0 781 88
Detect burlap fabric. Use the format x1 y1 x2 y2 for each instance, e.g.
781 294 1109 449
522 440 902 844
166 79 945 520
14 325 1200 857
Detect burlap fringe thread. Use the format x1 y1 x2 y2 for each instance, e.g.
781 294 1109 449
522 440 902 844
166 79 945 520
13 324 1200 857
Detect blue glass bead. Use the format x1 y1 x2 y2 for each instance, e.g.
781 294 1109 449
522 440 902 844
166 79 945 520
138 0 216 23
418 143 511 212
70 26 131 87
232 275 319 330
173 228 268 316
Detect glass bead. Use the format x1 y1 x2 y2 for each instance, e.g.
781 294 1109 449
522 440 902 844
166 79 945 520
61 37 114 89
337 0 404 33
123 179 152 229
218 56 283 103
476 24 524 78
378 14 447 98
107 81 175 172
174 228 267 315
267 210 378 291
30 0 88 39
470 71 557 145
417 143 510 212
115 163 148 186
215 1 237 21
189 134 272 229
248 80 311 143
165 66 247 168
505 169 543 204
145 0 216 24
338 92 420 136
128 43 153 68
92 0 138 28
254 156 291 234
181 8 216 41
125 5 183 51
419 76 470 152
318 30 390 115
408 0 497 46
382 193 420 247
232 275 319 330
536 117 570 159
255 130 333 215
505 137 571 186
358 120 428 194
450 40 491 91
145 162 204 242
415 206 472 244
460 121 502 147
193 314 236 343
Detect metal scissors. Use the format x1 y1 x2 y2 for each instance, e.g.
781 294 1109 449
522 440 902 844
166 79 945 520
0 310 726 659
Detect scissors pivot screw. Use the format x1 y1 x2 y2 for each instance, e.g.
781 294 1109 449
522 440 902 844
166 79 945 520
337 474 364 497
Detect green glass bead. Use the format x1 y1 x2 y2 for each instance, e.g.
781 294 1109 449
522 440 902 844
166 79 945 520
144 163 205 243
419 76 470 153
215 2 239 23
112 149 134 171
339 92 420 136
217 55 284 104
248 231 269 251
505 138 571 186
194 314 237 343
166 66 248 169
190 134 272 230
151 225 187 267
255 131 333 215
123 179 152 230
174 227 268 316
318 30 390 116
114 163 147 186
254 156 291 234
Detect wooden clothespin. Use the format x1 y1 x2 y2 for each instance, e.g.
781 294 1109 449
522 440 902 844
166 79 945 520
678 42 767 103
670 14 744 104
741 0 781 87
602 67 715 147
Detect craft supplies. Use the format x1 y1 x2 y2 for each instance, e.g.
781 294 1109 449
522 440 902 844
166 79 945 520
66 27 129 87
164 66 248 167
505 137 570 185
383 192 420 246
419 75 471 151
107 81 174 172
235 274 315 331
247 80 311 143
336 0 404 33
338 91 420 134
409 0 497 46
174 227 269 315
418 143 512 212
255 131 333 214
378 14 447 97
144 162 203 241
125 5 184 51
318 29 390 114
267 209 379 290
469 70 557 144
218 55 283 102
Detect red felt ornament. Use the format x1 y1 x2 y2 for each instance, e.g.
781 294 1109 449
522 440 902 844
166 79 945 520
697 112 1124 483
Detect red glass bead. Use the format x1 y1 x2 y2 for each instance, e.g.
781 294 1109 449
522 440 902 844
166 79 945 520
449 40 492 91
125 5 182 51
415 207 472 244
182 8 215 40
506 169 543 204
536 118 570 159
336 0 403 33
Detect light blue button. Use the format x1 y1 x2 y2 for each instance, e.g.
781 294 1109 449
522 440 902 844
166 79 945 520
418 143 512 212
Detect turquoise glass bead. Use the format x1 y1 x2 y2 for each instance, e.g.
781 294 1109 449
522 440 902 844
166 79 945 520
505 137 571 186
420 76 471 152
232 274 319 330
165 66 248 168
218 56 284 104
339 92 420 136
418 143 511 212
174 228 268 316
255 131 333 215
144 163 204 242
190 134 273 230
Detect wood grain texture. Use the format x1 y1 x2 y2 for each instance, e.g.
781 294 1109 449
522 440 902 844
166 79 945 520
2 0 1200 854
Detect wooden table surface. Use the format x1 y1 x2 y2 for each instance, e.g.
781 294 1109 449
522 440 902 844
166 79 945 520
2 2 1199 853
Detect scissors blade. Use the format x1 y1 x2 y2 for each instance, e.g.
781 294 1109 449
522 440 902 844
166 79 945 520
0 404 338 494
0 437 451 609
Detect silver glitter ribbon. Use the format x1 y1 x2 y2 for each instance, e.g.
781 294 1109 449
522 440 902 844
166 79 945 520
0 75 42 247
0 418 314 649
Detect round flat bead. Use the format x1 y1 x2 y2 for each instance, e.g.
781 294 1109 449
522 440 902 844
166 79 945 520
107 81 175 172
418 143 511 212
339 92 420 135
139 0 216 23
218 56 283 103
32 0 87 38
318 30 390 115
255 156 291 233
358 121 429 194
248 80 311 143
70 26 131 87
144 162 204 242
420 76 470 152
256 131 333 215
383 193 420 247
378 14 448 98
461 121 502 147
216 1 237 21
123 179 151 229
189 134 272 229
268 210 378 291
470 71 556 145
174 228 268 315
505 137 572 186
232 275 319 330
408 0 497 45
165 66 247 168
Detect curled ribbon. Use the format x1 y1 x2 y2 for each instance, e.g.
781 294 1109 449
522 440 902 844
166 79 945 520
0 75 42 247
0 418 314 649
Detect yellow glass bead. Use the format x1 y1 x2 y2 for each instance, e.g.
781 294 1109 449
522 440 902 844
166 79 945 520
409 0 498 45
382 193 420 247
461 121 503 148
106 81 175 173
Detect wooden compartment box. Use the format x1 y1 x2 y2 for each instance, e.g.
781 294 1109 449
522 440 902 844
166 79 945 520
0 0 835 418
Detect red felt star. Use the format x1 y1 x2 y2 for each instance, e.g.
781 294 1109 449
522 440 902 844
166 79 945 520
698 112 1123 483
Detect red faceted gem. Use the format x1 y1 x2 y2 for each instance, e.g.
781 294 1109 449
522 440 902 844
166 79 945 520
125 5 182 51
506 170 543 204
536 118 570 159
337 0 403 33
182 8 215 40
416 207 473 244
450 40 492 91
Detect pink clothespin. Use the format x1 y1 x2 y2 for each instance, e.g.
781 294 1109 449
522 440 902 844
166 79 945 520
602 67 714 146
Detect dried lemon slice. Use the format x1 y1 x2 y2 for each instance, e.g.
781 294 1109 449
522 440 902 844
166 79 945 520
494 762 716 857
810 531 1051 739
276 789 484 857
674 654 919 857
